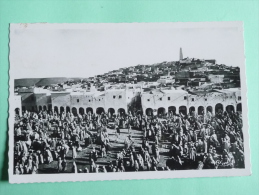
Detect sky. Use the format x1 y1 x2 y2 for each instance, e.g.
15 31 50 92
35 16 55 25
10 22 245 79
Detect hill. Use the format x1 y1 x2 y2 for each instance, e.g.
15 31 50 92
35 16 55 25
35 77 70 86
15 78 42 87
14 77 83 87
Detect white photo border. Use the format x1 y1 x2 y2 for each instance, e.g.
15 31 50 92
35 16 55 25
8 22 251 183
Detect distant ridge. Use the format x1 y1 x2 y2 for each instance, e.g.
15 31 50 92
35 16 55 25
14 77 82 87
35 77 70 86
15 78 42 87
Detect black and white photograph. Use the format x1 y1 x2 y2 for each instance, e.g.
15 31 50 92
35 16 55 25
8 22 250 183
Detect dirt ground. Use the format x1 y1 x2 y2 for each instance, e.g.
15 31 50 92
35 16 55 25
38 127 172 174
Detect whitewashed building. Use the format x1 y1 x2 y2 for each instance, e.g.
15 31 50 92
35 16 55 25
141 88 242 116
14 94 22 116
50 84 141 116
157 75 175 84
141 89 188 116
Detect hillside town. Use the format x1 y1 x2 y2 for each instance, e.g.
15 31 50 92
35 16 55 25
13 48 244 175
14 48 241 116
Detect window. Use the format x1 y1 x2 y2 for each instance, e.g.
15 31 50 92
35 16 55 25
89 100 91 102
77 99 79 103
159 98 162 101
119 95 122 99
99 99 100 101
192 98 194 101
238 96 241 101
113 96 116 99
168 97 170 100
184 96 187 100
147 99 150 101
205 98 207 101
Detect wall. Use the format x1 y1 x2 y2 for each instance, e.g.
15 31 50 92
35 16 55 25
142 89 241 115
34 93 51 111
105 89 127 114
13 95 22 116
141 90 188 114
51 92 71 113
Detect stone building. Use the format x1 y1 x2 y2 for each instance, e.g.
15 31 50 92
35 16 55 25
18 88 51 112
50 84 141 116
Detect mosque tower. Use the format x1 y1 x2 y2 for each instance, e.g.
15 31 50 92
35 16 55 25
179 47 183 60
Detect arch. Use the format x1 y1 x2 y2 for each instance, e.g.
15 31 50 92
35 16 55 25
189 106 195 114
54 106 59 114
168 106 176 115
179 106 187 116
86 107 93 114
43 105 47 111
206 106 213 113
157 107 166 117
96 107 105 115
118 108 126 116
108 108 115 117
198 106 204 115
66 106 70 113
60 106 65 114
79 107 85 115
39 106 43 111
146 108 153 116
15 108 20 115
215 103 223 114
72 107 78 116
226 105 235 113
237 103 242 113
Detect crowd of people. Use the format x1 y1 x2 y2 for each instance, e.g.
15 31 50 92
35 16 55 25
13 106 245 175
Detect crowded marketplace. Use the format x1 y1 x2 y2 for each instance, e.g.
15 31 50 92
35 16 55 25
13 105 244 175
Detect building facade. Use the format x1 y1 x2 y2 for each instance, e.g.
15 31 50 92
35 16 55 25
18 88 51 113
141 88 242 116
18 84 242 117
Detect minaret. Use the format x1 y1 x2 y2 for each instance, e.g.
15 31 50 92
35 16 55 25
179 47 183 60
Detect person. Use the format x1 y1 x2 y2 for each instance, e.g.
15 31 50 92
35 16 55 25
45 148 53 164
154 145 160 162
124 135 134 150
116 125 120 135
72 146 77 159
57 156 62 172
90 159 96 173
128 123 132 134
84 167 89 173
72 161 77 173
209 130 219 148
102 165 107 173
114 130 119 143
61 159 67 172
101 144 107 158
14 166 20 175
90 147 98 162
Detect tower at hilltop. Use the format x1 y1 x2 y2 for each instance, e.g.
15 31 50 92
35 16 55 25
179 47 183 60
